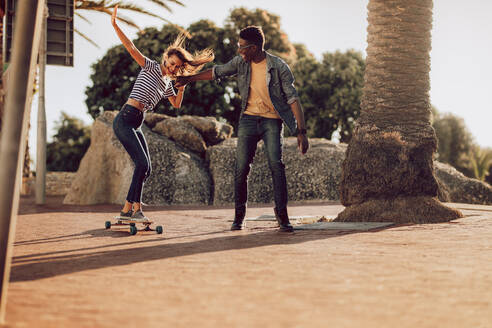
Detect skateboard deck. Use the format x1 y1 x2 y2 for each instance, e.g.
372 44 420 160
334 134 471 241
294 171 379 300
105 217 163 235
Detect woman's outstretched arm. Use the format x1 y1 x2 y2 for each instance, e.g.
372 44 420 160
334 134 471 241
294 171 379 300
175 69 213 87
111 5 145 67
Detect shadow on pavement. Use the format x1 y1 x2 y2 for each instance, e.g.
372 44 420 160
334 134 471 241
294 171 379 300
9 227 381 282
18 195 340 215
13 229 231 261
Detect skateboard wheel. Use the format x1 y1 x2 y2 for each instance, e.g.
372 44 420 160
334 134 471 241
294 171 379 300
156 225 163 234
130 222 136 227
130 225 137 235
105 221 111 229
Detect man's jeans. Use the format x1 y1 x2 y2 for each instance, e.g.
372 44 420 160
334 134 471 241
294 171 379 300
113 104 151 203
235 114 288 211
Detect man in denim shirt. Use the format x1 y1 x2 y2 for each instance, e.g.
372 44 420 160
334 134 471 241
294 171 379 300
176 26 309 232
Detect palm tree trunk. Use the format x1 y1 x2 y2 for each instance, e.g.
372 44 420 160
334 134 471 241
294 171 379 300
0 5 31 179
336 0 462 223
0 5 4 131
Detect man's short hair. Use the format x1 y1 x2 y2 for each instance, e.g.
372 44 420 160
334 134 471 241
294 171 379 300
239 26 265 49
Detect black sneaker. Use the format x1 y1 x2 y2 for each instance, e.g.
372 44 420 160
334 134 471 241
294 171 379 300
278 224 294 233
230 206 246 231
119 210 133 219
274 207 294 233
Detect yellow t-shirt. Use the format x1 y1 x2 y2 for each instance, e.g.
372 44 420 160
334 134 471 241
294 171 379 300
244 59 280 119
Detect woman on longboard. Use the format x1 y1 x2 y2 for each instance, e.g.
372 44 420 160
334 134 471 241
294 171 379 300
111 5 214 220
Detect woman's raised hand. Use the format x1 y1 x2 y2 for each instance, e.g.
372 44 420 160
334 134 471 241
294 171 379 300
111 5 118 27
110 4 145 67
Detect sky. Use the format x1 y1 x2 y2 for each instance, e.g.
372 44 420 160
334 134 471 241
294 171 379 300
28 0 492 166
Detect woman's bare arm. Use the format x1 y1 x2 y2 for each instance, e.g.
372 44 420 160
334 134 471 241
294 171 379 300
111 5 145 67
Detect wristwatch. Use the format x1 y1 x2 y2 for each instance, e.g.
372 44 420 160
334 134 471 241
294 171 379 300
295 128 307 136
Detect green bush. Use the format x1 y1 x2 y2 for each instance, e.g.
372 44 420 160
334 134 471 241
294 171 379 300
47 112 91 172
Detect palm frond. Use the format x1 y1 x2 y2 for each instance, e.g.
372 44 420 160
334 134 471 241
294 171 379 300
74 12 91 24
75 0 107 10
74 29 100 48
108 3 175 24
145 0 172 13
105 7 142 29
146 0 185 12
74 0 190 46
108 3 191 37
76 2 187 33
468 147 492 181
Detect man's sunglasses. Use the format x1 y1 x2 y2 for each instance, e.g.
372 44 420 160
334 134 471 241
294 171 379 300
237 43 255 50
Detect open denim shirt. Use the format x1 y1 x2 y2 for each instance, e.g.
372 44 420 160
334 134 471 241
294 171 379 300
212 52 299 134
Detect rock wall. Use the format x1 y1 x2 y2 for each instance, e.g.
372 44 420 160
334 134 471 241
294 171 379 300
21 172 76 196
46 172 76 196
64 111 492 206
207 138 346 205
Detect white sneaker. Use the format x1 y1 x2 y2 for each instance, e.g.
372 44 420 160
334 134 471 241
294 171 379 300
131 210 149 221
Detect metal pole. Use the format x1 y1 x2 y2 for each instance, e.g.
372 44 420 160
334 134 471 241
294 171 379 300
0 0 44 323
36 3 48 204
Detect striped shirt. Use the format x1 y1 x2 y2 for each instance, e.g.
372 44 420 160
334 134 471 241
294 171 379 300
128 57 176 111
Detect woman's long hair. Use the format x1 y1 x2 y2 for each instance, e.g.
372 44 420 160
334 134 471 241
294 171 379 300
162 33 214 79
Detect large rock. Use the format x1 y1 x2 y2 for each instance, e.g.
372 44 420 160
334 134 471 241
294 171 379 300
151 116 233 155
207 138 346 205
434 161 492 204
64 111 132 205
153 118 207 154
180 115 233 145
144 112 170 128
64 111 211 205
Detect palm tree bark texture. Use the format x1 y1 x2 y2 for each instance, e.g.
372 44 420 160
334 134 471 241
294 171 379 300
335 0 463 223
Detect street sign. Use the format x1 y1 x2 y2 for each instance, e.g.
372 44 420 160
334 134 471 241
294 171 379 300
4 0 74 66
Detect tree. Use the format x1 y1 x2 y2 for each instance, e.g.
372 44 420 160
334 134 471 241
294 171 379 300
336 0 462 223
432 109 474 175
468 146 492 182
292 43 315 61
432 108 492 182
292 50 365 142
486 164 492 186
46 112 91 172
223 7 295 60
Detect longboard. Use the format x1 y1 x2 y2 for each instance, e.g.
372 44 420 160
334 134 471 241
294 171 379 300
105 217 163 235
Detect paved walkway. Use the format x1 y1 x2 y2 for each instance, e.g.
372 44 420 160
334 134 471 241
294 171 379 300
4 196 492 327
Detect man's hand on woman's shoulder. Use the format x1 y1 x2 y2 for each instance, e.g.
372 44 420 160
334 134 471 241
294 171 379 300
175 76 191 88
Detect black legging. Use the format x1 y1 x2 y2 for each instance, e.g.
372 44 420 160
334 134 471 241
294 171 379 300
112 104 151 203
